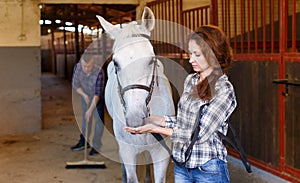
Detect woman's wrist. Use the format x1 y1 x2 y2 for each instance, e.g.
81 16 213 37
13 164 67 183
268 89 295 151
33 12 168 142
159 116 166 127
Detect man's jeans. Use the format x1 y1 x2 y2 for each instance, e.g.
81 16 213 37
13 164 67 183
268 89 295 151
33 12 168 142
174 158 230 183
80 98 104 151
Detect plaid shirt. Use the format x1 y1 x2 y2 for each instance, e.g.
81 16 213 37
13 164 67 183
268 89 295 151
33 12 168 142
72 63 105 99
165 73 237 168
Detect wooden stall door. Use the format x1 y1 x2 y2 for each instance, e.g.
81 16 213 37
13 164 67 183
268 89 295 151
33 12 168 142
284 60 300 176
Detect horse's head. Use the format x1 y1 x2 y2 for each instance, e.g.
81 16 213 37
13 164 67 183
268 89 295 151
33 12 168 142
97 7 156 127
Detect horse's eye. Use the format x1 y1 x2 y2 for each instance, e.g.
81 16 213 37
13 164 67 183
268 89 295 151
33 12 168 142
113 60 120 70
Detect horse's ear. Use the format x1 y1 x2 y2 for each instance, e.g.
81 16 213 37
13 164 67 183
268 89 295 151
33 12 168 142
96 15 117 39
141 6 155 32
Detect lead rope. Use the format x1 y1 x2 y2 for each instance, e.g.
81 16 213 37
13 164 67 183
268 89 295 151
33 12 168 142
151 105 207 167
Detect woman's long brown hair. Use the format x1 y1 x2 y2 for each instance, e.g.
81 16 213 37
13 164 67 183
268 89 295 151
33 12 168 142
188 25 232 100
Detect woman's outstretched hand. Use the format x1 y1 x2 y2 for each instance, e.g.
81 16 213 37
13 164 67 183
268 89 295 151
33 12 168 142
124 115 165 134
124 123 158 134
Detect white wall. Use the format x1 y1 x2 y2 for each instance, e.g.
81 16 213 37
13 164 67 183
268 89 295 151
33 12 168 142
0 0 41 134
0 0 40 47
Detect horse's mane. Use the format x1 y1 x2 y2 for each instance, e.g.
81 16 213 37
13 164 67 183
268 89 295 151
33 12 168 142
102 54 113 86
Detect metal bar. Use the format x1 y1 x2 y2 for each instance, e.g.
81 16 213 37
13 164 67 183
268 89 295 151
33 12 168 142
167 0 170 53
273 79 300 86
283 53 300 61
201 9 203 26
233 0 237 54
157 2 161 53
233 53 281 61
193 10 196 29
247 0 251 53
205 8 208 25
284 166 300 182
191 11 193 29
186 11 189 29
278 0 288 172
233 40 298 50
196 9 199 27
190 11 192 29
162 1 165 54
159 2 162 52
169 1 172 53
221 0 225 29
263 0 266 53
179 0 184 64
210 0 218 25
171 0 174 53
270 0 274 53
254 0 258 53
234 53 300 62
154 4 158 45
241 0 244 53
196 9 199 28
280 0 288 54
227 0 231 39
291 0 297 52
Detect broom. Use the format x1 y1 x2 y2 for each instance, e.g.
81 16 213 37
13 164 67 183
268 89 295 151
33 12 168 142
65 117 106 169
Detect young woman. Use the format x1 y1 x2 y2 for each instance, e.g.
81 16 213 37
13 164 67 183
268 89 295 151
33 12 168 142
125 25 237 183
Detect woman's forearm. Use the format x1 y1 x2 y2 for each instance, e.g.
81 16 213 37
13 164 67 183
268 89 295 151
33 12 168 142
153 127 173 137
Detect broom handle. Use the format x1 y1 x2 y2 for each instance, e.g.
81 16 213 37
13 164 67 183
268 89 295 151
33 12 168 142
84 114 88 161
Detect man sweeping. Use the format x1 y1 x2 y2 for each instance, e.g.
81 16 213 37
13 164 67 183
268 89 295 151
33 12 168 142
71 53 105 156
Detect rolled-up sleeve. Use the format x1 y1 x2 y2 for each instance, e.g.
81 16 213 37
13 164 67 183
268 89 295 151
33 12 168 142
164 115 176 128
95 69 105 98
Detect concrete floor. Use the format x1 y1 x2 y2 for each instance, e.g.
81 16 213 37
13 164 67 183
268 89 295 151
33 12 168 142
0 73 291 183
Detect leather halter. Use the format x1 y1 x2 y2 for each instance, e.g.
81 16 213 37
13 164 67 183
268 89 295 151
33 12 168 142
113 33 157 117
114 57 158 113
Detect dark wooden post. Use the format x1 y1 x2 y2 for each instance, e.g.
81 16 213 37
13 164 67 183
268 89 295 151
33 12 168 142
50 29 57 74
81 27 84 54
101 6 108 66
63 27 68 79
74 5 80 63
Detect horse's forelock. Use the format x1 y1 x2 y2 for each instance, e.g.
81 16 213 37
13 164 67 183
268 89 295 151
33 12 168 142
119 23 147 39
113 23 151 53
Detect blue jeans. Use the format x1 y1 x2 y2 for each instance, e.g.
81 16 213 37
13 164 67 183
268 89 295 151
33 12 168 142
174 158 230 183
80 98 104 151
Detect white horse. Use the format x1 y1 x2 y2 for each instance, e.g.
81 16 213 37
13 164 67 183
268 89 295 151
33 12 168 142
97 7 175 183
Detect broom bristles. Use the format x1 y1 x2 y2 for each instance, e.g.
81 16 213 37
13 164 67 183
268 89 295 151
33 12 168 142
65 160 106 169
